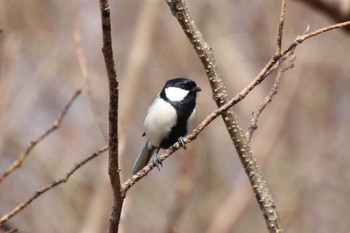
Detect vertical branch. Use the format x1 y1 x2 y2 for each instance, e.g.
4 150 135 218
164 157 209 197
98 1 123 233
276 0 286 54
165 0 283 232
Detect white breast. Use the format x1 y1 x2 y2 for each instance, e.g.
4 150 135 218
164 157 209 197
143 97 177 147
188 108 197 131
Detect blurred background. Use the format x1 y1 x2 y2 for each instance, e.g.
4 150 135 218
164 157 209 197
1 0 350 232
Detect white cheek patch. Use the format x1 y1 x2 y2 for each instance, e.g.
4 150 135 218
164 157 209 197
165 87 189 102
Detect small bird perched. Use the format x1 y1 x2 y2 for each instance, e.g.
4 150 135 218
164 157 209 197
132 78 201 174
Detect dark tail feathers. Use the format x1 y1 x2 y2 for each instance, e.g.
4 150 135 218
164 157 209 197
132 141 155 175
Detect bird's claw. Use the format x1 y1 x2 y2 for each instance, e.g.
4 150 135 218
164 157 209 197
152 153 163 171
178 137 187 150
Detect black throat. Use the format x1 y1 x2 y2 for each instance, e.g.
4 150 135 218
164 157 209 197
159 90 197 148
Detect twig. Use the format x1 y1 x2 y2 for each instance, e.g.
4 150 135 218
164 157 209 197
98 1 123 233
278 21 350 62
298 21 350 41
226 21 350 126
98 3 350 230
165 2 349 233
276 0 287 54
122 20 350 192
207 70 301 233
295 0 350 33
0 146 108 226
120 65 286 192
246 57 295 143
165 1 283 230
0 88 82 183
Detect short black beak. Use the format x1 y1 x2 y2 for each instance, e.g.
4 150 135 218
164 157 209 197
192 86 202 92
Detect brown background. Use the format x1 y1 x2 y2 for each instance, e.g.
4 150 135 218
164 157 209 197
1 0 350 232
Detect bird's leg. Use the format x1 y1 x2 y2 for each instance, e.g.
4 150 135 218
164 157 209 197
178 137 187 150
153 148 163 171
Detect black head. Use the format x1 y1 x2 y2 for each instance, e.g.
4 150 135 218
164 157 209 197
164 78 201 92
161 78 201 103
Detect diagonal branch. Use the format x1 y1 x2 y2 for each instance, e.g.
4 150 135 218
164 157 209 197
121 5 350 196
276 0 287 54
165 0 284 232
0 146 108 226
122 19 350 193
0 88 82 183
295 0 350 33
246 57 295 143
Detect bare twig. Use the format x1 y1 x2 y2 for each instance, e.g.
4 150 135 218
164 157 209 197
0 146 108 226
206 74 301 233
0 88 82 183
165 2 349 233
165 1 283 230
120 2 350 191
295 0 350 32
297 21 350 40
233 21 350 118
246 57 295 143
276 0 287 54
97 1 123 233
94 1 350 230
121 20 350 192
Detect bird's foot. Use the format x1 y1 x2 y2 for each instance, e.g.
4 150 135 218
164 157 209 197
178 137 187 150
152 153 163 171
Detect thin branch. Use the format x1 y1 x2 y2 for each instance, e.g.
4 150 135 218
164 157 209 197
234 21 350 116
0 88 82 183
164 1 284 230
295 0 350 33
122 20 350 194
298 21 350 41
246 57 295 143
206 72 301 233
98 1 123 233
0 146 108 226
276 0 287 54
164 2 349 233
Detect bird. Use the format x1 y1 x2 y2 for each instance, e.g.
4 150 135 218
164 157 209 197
132 78 201 175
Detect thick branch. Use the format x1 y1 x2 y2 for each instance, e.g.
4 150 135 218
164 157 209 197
98 1 123 233
165 0 283 232
121 20 350 197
